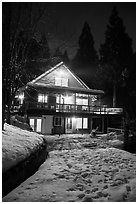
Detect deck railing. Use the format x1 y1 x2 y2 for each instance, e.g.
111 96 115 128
25 102 123 114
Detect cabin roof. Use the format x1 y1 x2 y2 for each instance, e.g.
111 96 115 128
28 60 89 89
22 58 104 95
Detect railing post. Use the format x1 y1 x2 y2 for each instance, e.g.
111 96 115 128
88 105 90 113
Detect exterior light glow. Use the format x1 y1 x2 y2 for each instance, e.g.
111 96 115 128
19 93 24 104
72 117 76 122
19 93 24 100
64 95 70 103
63 95 74 104
58 70 64 76
38 94 47 103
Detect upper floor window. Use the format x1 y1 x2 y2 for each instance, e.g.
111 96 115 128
55 77 68 87
76 93 88 106
38 94 48 103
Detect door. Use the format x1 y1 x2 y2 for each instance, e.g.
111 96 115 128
42 115 53 134
66 117 73 133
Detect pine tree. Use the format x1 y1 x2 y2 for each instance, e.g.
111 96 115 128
99 7 133 107
72 21 99 88
73 22 98 67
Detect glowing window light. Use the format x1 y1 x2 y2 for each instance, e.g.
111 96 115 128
30 119 34 131
83 118 88 129
72 117 76 123
19 93 24 100
55 77 61 86
19 93 24 104
55 77 68 87
62 78 68 87
38 94 48 103
37 119 41 132
44 95 48 102
76 118 82 129
58 70 64 76
76 98 88 105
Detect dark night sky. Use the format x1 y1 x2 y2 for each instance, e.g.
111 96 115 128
36 2 136 59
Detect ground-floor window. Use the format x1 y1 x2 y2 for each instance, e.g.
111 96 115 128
54 117 62 126
76 118 82 129
36 119 42 132
29 118 42 132
76 117 88 129
30 118 35 131
83 118 88 129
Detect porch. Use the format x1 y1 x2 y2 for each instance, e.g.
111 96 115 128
26 101 123 115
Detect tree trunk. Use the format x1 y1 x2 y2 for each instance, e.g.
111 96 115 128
113 81 116 108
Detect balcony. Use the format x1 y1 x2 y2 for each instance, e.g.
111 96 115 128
25 102 123 115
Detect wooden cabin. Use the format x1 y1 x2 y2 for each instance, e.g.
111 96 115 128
15 60 123 135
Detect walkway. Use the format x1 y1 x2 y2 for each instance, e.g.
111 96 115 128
3 134 136 202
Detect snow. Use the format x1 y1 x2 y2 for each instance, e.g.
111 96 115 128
2 123 44 172
3 133 136 202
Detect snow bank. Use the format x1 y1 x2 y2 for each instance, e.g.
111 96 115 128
2 123 44 172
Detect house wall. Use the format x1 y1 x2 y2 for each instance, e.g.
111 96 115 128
29 115 93 135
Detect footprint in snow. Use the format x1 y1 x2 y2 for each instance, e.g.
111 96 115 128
66 187 76 192
58 174 66 179
67 164 72 169
82 195 93 202
81 172 89 178
91 187 99 192
77 193 85 199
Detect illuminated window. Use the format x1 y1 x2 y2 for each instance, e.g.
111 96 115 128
76 118 88 129
30 119 35 131
76 118 82 129
76 93 88 97
37 119 41 132
55 77 68 87
38 94 48 103
54 117 62 126
76 98 88 105
83 118 88 129
56 95 64 104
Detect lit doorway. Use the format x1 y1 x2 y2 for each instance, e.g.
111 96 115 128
66 117 73 133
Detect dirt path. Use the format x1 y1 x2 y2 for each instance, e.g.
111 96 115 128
46 134 110 152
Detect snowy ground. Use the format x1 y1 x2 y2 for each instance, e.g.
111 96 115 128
2 124 44 172
3 133 136 202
